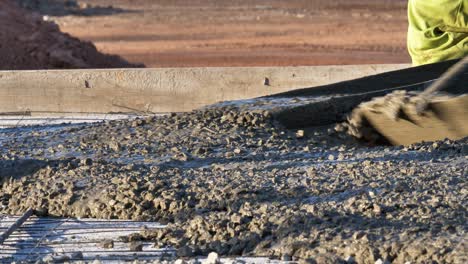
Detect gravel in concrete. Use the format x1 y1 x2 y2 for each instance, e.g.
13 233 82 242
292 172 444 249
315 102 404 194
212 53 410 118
0 101 466 263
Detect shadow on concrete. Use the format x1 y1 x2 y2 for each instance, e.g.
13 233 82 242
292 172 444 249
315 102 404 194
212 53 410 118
15 0 137 17
267 59 467 129
0 159 48 182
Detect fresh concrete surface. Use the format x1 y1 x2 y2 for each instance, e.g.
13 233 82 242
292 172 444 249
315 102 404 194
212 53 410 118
0 64 410 114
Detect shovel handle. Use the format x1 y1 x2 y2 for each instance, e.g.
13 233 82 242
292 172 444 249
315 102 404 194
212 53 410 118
422 56 468 97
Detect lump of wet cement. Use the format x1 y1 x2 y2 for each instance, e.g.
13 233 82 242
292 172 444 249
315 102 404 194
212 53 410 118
206 252 221 264
98 239 114 249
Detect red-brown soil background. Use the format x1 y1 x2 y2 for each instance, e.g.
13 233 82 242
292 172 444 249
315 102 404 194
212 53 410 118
0 0 140 70
7 0 412 68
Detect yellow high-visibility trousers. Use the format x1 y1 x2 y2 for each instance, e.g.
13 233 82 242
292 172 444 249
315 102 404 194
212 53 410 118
408 0 468 65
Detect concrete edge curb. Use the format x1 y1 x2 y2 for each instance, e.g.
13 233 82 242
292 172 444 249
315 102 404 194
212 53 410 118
0 64 410 114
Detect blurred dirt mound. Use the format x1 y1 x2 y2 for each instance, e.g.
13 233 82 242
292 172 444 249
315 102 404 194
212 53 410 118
14 0 129 16
0 0 142 70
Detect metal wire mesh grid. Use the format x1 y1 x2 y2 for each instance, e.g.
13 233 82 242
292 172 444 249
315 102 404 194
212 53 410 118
0 113 142 128
0 214 174 263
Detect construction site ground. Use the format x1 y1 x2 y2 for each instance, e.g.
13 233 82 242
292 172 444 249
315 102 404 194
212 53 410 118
1 0 467 263
47 0 410 67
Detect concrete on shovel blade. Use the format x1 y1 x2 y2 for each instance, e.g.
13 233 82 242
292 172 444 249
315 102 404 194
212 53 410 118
362 95 468 146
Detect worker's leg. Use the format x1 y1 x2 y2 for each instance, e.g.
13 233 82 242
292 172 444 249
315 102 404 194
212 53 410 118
407 0 468 65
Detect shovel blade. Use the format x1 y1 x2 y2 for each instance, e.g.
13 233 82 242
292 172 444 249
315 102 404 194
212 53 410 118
362 95 468 146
